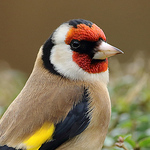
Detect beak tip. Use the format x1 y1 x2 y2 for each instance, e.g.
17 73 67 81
120 50 124 54
94 41 124 59
116 48 124 55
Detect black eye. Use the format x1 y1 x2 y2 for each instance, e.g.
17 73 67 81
70 40 80 49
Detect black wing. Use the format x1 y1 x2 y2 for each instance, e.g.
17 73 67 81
0 88 91 150
39 88 91 150
0 146 17 150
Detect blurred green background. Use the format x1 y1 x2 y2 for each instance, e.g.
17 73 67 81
0 1 150 150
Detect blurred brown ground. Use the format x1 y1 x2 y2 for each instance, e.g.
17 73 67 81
0 0 149 74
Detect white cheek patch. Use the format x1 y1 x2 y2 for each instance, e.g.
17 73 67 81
50 44 79 77
52 23 70 45
50 45 109 84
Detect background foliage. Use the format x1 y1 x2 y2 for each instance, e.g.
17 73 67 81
0 55 149 150
104 55 150 150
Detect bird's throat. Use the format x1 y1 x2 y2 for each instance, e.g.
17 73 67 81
72 52 108 74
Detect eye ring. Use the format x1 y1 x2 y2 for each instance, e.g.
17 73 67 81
70 40 80 49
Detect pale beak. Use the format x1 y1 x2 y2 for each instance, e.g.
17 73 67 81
93 41 124 60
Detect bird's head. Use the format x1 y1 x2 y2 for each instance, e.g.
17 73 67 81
41 19 123 82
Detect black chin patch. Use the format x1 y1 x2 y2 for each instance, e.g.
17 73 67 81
68 19 93 28
91 59 106 64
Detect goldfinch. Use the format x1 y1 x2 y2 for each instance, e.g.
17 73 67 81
0 19 123 150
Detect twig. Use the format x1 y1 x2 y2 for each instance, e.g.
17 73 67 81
115 136 129 150
115 142 129 150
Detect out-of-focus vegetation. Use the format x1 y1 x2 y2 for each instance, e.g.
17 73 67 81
104 54 150 150
0 61 27 116
0 54 150 150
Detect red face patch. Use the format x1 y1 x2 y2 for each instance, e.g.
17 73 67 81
72 52 108 73
66 23 108 74
65 24 106 44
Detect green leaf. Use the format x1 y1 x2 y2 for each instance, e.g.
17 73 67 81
125 138 136 148
122 134 136 148
124 134 132 140
139 137 150 147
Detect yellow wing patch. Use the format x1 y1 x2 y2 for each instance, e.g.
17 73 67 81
23 122 55 150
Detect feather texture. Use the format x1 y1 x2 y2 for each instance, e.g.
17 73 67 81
40 89 90 150
0 49 84 149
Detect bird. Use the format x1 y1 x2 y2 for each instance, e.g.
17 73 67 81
0 19 123 150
